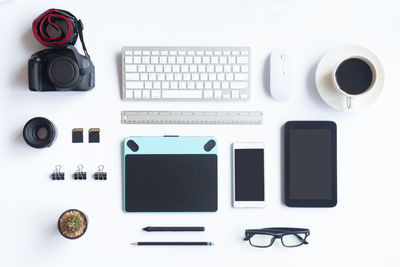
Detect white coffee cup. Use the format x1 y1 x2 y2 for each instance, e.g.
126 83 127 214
331 56 377 110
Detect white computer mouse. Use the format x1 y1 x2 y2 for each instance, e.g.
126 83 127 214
270 50 294 101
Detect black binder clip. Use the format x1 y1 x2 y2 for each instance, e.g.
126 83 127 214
73 164 87 180
94 165 107 180
51 165 64 180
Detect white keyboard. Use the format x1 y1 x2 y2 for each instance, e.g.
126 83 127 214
122 46 251 100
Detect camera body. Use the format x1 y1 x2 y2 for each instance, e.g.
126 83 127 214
28 45 95 91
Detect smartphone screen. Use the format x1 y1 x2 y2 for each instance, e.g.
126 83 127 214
234 148 265 202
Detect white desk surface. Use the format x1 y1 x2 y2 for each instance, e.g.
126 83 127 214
1 0 399 266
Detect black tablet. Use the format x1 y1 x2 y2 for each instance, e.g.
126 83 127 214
284 121 337 207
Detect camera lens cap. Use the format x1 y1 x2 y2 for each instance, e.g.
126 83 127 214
23 117 57 149
48 56 79 88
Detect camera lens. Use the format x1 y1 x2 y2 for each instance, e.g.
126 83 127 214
48 56 79 88
23 117 57 148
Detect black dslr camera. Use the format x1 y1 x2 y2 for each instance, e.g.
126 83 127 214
29 46 94 91
28 9 95 91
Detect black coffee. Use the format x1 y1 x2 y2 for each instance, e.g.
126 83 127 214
335 58 373 95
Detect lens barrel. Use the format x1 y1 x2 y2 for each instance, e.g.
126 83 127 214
23 117 57 148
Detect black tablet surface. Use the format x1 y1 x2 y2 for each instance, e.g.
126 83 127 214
284 121 337 207
125 154 217 212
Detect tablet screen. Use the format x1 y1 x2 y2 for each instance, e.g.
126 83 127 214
285 121 337 207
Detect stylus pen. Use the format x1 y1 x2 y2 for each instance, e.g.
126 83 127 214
143 226 205 232
131 242 213 246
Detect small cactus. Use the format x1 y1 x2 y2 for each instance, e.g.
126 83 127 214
66 215 82 232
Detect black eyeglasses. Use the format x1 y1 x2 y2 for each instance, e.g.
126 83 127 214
244 227 310 248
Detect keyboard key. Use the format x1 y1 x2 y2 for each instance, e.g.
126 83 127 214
230 82 248 89
194 57 202 63
205 82 212 89
138 65 146 72
187 82 195 89
185 57 193 64
213 81 221 89
147 65 154 72
157 73 165 80
144 82 152 89
160 57 167 63
133 56 141 63
217 73 225 81
170 82 178 89
215 65 223 72
126 82 144 89
162 90 203 98
203 57 210 64
174 73 183 80
149 73 157 81
125 65 137 72
142 56 150 64
125 89 133 98
166 73 174 80
164 65 172 72
172 65 180 72
155 65 163 72
152 90 161 98
153 82 161 89
232 51 240 55
125 56 133 64
125 50 133 55
168 57 176 64
235 73 248 81
142 90 151 98
196 82 204 89
134 90 142 98
179 81 187 89
222 82 229 89
140 74 148 80
214 90 222 98
192 73 200 80
241 65 249 72
177 56 184 63
236 57 249 64
209 73 216 80
204 90 213 98
228 57 236 64
190 65 197 72
198 65 206 72
181 65 189 72
126 73 139 80
211 57 218 64
232 65 240 72
162 82 170 89
151 57 158 64
200 73 208 81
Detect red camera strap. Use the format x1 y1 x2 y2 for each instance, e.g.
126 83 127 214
32 9 89 57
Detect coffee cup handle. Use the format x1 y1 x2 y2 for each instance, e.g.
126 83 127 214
346 96 352 110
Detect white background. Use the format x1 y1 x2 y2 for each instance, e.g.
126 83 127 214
0 0 399 266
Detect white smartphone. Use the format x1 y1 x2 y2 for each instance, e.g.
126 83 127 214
232 142 266 208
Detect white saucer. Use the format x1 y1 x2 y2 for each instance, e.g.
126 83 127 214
315 45 384 111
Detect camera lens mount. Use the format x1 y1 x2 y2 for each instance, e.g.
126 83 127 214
23 117 57 148
48 56 79 88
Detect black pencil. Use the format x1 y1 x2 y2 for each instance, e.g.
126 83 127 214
143 226 205 232
131 242 213 246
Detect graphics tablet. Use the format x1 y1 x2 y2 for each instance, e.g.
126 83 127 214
123 136 218 212
284 121 337 207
